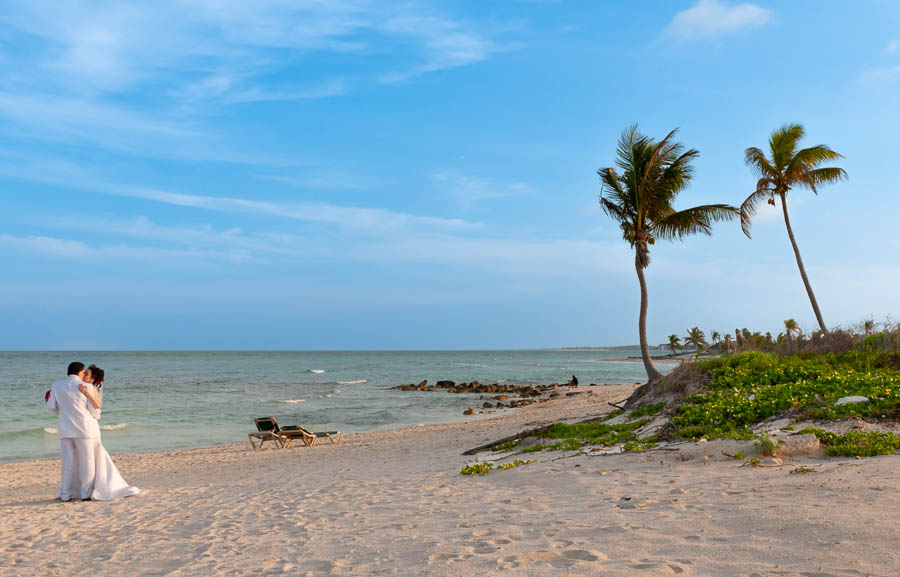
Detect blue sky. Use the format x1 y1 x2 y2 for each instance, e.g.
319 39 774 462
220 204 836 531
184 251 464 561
1 0 898 350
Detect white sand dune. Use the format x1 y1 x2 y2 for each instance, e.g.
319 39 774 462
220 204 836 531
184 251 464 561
2 385 898 576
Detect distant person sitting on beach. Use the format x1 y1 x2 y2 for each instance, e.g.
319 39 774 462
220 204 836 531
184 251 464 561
568 375 578 387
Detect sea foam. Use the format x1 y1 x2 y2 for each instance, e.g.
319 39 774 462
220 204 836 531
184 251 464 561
337 379 367 385
42 423 129 434
101 423 130 431
309 369 326 374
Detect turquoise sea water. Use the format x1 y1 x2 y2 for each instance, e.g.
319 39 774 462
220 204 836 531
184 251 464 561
0 349 676 463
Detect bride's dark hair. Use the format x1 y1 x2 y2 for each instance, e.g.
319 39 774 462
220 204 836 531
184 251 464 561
88 364 105 387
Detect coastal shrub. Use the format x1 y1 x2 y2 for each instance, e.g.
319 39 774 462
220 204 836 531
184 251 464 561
603 408 624 421
794 428 900 457
497 459 536 470
754 435 780 457
671 351 900 439
494 439 521 453
789 466 816 474
520 438 583 453
629 402 666 418
622 435 659 452
539 419 649 445
460 462 494 476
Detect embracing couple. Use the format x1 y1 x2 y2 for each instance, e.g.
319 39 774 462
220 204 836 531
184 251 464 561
45 361 143 501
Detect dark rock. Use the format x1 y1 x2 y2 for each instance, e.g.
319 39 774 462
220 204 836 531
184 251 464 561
482 402 494 409
463 408 475 415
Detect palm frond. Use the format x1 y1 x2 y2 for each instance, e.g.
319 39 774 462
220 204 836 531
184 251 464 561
739 180 774 238
744 147 775 178
770 123 805 170
785 145 845 183
802 166 848 191
599 196 629 224
653 204 738 241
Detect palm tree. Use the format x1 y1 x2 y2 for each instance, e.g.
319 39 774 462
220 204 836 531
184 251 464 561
722 333 733 353
599 125 737 382
668 334 682 357
711 331 720 347
741 124 847 334
685 327 707 358
784 318 800 352
863 319 875 336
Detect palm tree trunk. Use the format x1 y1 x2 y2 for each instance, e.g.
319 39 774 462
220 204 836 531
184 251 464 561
780 194 828 333
634 254 663 382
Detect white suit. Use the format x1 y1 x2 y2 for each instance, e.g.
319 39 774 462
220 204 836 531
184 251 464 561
46 375 101 501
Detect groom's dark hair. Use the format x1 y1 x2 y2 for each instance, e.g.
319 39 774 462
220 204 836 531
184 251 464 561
67 362 85 376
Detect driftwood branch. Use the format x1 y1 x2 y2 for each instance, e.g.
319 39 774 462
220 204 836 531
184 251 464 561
461 425 552 456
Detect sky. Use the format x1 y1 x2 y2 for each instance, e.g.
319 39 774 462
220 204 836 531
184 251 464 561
1 0 898 350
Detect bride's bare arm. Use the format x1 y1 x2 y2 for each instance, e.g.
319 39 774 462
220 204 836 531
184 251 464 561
78 383 102 410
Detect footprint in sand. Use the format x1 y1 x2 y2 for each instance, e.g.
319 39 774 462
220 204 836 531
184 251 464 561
427 552 472 564
631 559 692 574
497 549 606 569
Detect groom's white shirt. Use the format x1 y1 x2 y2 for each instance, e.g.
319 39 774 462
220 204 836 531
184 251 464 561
46 375 101 438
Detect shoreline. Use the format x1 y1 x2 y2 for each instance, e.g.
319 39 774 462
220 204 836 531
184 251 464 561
2 385 573 466
3 383 898 576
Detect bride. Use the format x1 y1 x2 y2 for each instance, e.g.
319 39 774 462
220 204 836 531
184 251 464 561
78 365 143 500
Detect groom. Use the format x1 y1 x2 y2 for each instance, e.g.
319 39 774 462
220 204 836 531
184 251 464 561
45 362 101 501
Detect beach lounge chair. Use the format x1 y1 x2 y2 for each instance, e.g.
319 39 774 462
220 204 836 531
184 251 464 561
281 424 342 446
250 417 342 449
248 417 288 450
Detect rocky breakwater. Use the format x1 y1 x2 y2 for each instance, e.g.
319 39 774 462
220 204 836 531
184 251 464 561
391 379 573 415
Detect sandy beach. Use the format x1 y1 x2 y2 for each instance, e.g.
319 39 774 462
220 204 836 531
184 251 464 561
2 384 898 577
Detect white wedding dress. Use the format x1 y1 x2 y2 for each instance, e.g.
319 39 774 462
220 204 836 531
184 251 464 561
90 442 143 500
90 387 143 501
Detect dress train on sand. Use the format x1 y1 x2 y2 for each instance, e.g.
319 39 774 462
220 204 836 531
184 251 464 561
90 441 143 501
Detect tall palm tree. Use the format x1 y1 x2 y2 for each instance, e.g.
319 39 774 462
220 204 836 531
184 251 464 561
784 318 800 352
599 125 737 382
741 124 847 334
685 327 707 358
711 331 720 346
722 333 733 353
668 334 682 357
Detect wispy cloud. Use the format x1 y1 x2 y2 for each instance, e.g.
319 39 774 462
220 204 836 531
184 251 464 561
0 232 250 263
0 234 92 258
172 77 348 106
434 172 536 207
0 2 513 162
0 156 475 237
859 65 900 84
378 15 500 83
665 0 771 42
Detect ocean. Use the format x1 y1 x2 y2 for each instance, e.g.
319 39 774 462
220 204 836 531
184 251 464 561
0 349 676 464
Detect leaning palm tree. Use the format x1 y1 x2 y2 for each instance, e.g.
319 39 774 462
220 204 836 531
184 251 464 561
711 331 720 346
668 334 682 357
599 125 737 382
741 124 847 333
685 327 707 358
